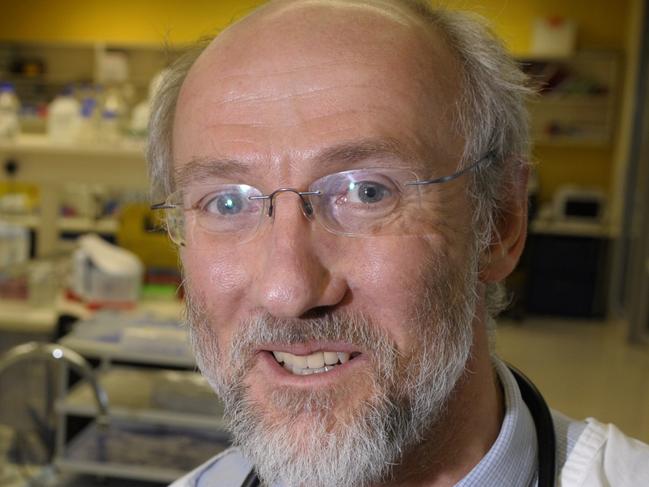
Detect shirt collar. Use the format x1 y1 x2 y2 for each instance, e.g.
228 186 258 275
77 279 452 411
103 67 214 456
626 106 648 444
455 357 538 487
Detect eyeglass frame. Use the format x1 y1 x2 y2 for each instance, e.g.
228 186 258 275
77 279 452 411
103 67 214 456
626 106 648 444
151 151 494 244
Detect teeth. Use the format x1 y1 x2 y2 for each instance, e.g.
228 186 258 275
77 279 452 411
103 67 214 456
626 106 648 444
292 355 307 369
272 350 358 375
324 351 338 365
306 352 325 369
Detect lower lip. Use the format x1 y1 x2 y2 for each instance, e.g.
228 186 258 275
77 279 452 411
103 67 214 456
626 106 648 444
256 351 366 387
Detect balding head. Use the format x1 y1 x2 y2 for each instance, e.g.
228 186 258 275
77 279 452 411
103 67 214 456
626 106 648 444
173 0 465 177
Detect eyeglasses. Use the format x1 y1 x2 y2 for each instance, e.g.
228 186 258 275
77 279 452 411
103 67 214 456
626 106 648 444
151 153 492 247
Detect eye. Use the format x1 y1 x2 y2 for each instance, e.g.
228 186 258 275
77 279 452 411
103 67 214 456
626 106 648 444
347 181 390 204
203 192 245 215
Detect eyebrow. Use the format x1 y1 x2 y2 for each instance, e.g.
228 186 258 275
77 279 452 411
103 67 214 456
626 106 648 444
174 136 423 188
174 157 252 189
311 137 420 170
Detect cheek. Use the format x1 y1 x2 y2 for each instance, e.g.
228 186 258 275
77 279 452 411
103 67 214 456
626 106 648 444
346 238 438 348
181 247 250 336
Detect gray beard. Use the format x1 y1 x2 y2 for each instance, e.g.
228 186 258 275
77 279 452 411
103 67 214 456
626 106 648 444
184 253 477 487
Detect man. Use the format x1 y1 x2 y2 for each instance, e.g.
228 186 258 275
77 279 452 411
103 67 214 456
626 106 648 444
148 0 649 485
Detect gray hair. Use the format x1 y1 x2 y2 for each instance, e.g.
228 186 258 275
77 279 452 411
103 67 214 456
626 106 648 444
409 3 532 318
146 0 531 319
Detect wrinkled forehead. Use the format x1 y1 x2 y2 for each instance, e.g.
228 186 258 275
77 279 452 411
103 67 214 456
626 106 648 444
201 1 452 63
173 0 465 180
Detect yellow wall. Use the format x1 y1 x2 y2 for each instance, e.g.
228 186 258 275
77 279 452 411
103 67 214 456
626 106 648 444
454 0 629 55
0 0 632 202
0 1 629 50
460 0 629 203
0 0 264 45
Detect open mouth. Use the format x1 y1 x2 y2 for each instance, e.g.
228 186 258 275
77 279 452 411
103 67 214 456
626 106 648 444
271 350 362 376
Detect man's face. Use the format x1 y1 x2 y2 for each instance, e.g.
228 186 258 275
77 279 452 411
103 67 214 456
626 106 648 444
173 1 479 485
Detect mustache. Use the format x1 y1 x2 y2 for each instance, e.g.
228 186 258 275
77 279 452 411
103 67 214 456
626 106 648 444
225 309 399 374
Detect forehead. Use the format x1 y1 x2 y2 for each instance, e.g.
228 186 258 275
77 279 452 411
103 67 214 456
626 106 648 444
172 0 465 183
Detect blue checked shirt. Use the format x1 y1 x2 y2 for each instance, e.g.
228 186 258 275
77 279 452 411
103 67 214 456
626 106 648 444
458 359 584 486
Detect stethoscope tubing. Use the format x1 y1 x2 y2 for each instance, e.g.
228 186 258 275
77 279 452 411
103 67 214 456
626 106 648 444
509 365 556 487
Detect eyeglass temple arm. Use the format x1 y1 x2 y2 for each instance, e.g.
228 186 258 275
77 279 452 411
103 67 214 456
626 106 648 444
151 202 176 210
405 152 494 187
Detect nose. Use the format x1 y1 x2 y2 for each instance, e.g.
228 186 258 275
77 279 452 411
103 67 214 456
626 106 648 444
251 192 348 318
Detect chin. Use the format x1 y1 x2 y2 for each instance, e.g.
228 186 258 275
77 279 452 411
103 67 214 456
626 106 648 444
244 366 375 433
229 373 402 487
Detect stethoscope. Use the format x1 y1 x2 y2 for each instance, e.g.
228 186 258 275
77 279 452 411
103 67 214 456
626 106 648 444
240 365 556 487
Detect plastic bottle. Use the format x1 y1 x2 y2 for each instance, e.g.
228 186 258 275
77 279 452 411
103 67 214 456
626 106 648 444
101 110 120 142
128 69 167 138
129 99 149 137
78 97 99 143
47 86 81 143
0 82 20 140
100 86 125 142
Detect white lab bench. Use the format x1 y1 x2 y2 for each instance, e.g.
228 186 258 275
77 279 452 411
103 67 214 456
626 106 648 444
52 307 230 483
0 297 229 484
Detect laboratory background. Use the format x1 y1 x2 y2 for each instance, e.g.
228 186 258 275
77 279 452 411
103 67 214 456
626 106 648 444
0 0 648 485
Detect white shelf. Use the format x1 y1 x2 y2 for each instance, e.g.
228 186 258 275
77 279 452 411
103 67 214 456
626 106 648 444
0 213 40 229
0 132 148 257
55 459 182 485
522 51 619 150
530 218 612 238
532 134 612 148
58 367 226 430
59 334 195 368
55 419 229 484
0 214 118 234
58 217 119 234
0 134 144 158
531 94 612 107
53 307 225 484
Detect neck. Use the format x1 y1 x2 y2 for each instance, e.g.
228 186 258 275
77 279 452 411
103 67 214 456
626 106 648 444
381 301 504 487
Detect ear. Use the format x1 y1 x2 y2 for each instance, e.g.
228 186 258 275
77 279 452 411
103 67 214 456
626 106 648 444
479 163 529 283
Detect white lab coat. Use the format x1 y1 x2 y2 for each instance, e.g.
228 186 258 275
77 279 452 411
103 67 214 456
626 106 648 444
559 418 649 486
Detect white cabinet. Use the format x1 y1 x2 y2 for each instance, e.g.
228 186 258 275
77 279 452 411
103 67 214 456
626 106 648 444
0 41 178 108
1 40 176 258
54 321 229 483
520 51 620 147
0 134 148 257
